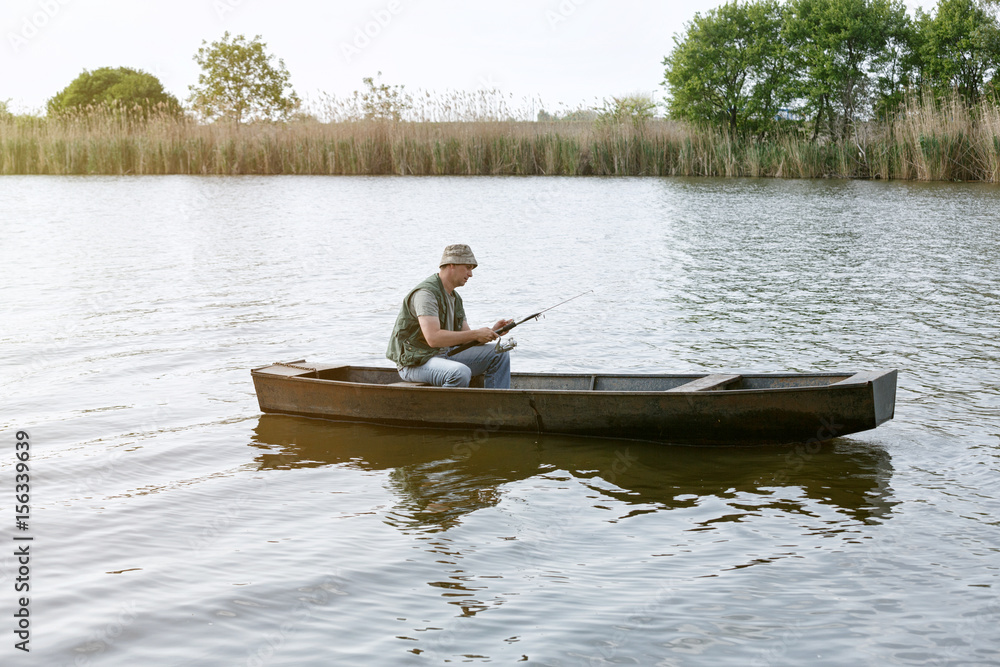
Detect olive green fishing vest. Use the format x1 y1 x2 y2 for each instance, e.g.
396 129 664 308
386 274 467 367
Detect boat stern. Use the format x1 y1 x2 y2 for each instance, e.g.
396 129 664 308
871 369 898 426
833 369 898 427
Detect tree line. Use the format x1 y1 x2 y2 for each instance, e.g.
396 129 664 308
7 0 1000 137
25 33 510 125
662 0 1000 140
35 33 299 125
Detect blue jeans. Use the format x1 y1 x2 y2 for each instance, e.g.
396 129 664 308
398 344 511 389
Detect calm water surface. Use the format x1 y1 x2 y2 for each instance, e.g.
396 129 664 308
1 175 999 666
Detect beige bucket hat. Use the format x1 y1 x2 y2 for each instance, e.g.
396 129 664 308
439 244 478 268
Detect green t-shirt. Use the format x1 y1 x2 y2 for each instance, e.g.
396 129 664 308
409 288 464 332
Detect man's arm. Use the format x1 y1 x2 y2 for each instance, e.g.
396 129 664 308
418 316 497 348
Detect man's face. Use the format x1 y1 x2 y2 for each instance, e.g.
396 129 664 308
443 263 475 287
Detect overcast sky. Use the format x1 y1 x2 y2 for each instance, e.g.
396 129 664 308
3 0 925 117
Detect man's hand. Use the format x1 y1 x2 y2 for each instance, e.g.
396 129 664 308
421 316 515 348
493 318 515 334
472 327 500 343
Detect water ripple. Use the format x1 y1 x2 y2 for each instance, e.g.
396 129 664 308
2 176 998 665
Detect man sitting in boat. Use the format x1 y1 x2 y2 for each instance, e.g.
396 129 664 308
387 244 513 388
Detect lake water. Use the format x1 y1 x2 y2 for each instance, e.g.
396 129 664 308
2 175 999 666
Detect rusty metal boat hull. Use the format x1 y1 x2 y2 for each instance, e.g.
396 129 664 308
250 362 897 446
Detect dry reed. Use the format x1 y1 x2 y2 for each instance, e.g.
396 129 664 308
2 95 999 180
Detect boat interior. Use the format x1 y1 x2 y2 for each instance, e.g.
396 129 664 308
259 363 857 392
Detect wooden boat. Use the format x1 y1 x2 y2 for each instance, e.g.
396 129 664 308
250 362 897 446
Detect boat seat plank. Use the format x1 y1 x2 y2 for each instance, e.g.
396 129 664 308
256 361 325 378
388 381 429 387
665 374 742 392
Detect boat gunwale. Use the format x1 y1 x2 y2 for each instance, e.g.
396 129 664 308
251 365 888 397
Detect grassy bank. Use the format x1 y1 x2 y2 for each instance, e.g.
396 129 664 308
2 97 999 180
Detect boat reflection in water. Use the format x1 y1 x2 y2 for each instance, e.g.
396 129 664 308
250 414 895 534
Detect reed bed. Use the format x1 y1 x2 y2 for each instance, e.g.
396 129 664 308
3 97 999 180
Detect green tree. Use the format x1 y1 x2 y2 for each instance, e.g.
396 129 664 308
537 108 597 121
871 6 918 119
915 0 1000 105
663 0 793 136
188 32 300 124
46 67 182 118
561 108 598 121
595 94 657 126
785 0 910 141
358 72 412 122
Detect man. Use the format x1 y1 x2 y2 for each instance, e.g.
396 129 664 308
387 244 513 388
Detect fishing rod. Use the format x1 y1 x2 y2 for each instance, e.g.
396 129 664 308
447 289 593 357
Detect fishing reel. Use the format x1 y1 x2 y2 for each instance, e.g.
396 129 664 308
495 337 517 353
